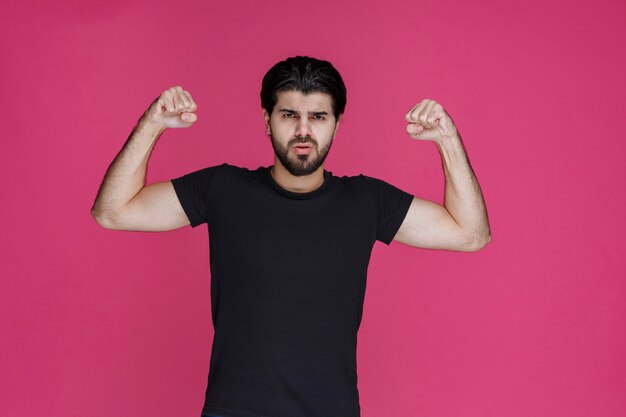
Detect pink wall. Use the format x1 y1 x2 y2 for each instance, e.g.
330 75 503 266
1 0 624 416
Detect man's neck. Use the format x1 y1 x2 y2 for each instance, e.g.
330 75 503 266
270 161 325 193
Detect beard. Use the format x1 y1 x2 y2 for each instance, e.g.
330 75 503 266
270 133 333 176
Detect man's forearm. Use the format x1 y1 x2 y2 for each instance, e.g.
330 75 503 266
91 117 165 219
436 133 491 244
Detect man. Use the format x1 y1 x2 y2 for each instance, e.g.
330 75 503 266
91 56 491 417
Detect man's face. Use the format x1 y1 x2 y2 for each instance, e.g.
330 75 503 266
263 90 341 176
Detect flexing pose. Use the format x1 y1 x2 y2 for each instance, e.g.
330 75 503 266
91 56 491 417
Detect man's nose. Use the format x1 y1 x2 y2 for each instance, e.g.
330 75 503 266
295 117 312 137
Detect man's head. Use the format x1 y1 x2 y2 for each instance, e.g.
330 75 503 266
260 56 347 119
261 56 347 176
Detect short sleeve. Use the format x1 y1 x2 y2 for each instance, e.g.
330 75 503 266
170 163 226 228
361 175 414 245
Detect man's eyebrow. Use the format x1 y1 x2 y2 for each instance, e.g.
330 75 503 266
278 108 329 116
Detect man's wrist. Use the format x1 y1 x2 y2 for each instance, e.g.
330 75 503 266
138 115 166 136
435 132 463 150
435 133 469 166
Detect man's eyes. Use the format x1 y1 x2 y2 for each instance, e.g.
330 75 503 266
282 113 325 120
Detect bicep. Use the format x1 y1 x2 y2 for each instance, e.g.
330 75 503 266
109 181 191 232
392 197 478 251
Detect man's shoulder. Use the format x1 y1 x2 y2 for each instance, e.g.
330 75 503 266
336 171 396 187
200 163 268 188
332 171 378 186
195 162 264 175
220 163 268 177
332 171 410 199
174 163 262 184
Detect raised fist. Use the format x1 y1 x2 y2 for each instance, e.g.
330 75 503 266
405 99 458 143
143 86 198 130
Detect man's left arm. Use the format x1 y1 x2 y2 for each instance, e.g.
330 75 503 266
393 99 492 252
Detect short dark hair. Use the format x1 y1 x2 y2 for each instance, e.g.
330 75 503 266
260 56 347 119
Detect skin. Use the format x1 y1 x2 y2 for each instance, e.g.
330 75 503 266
395 99 491 251
92 85 491 252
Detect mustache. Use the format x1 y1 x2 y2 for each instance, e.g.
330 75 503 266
289 135 316 147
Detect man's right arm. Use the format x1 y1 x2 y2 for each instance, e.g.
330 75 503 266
90 86 198 231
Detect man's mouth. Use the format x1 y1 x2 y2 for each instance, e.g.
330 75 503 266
293 143 313 155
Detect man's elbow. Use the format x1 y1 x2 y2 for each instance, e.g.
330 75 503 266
465 233 492 252
91 208 119 230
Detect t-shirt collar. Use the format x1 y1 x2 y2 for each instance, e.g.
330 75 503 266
263 165 332 200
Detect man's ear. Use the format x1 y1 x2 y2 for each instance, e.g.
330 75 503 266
262 108 271 135
332 114 343 138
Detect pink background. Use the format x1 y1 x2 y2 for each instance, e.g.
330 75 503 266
1 0 624 416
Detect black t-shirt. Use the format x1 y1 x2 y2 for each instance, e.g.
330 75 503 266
171 163 413 417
